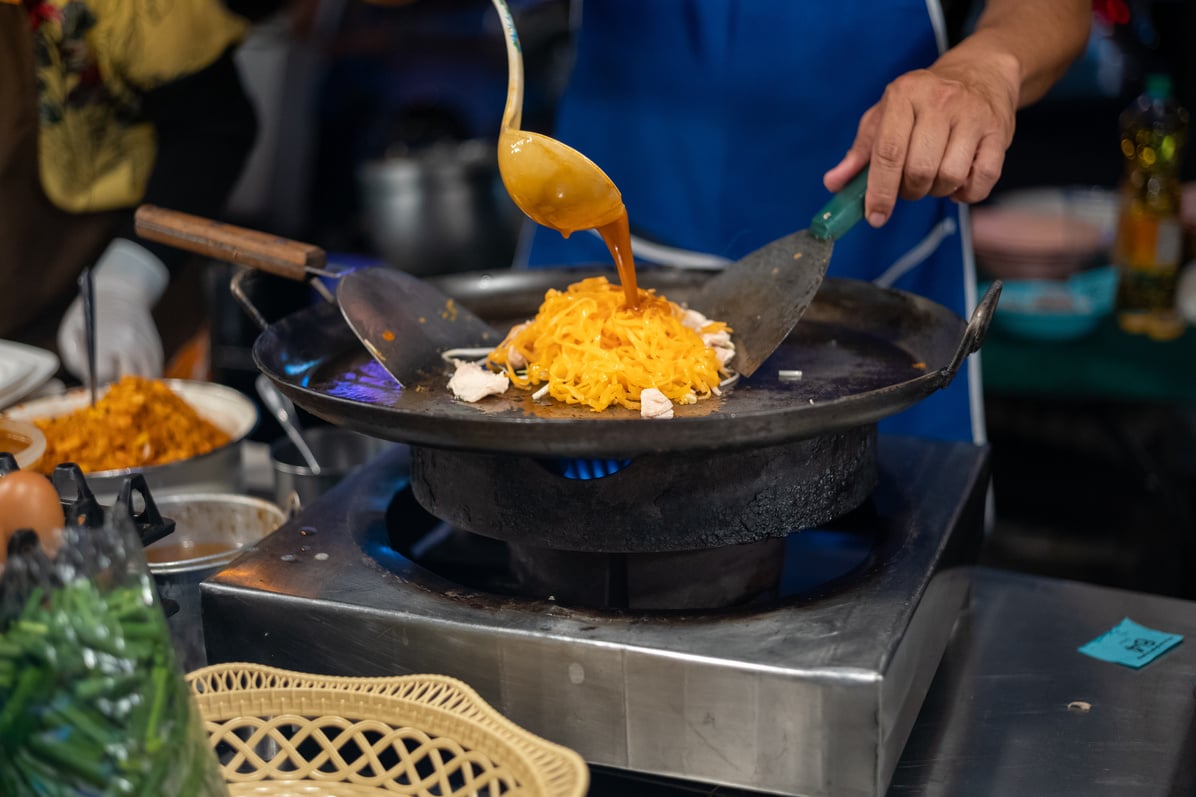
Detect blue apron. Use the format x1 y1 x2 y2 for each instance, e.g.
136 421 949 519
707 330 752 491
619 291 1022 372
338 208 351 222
523 0 981 443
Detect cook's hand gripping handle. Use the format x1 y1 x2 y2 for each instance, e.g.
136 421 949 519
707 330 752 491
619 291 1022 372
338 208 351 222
809 166 869 242
134 205 327 282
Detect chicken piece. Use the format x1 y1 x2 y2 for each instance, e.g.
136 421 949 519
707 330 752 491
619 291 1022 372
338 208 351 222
701 328 731 349
500 321 530 369
683 309 735 369
448 359 510 402
680 308 710 332
639 387 674 419
700 329 735 368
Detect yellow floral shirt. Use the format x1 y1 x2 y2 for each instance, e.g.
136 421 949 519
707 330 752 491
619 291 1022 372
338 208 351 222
30 0 247 212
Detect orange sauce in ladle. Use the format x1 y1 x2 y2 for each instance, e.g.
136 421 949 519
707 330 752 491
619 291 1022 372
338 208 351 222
491 0 639 307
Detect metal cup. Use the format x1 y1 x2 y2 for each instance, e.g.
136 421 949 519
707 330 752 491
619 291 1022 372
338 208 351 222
270 427 395 509
144 493 286 671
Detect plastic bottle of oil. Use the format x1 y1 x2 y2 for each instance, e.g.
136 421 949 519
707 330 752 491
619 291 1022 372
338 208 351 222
1114 74 1189 340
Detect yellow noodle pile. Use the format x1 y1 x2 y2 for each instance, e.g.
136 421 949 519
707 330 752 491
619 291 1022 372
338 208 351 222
488 277 730 412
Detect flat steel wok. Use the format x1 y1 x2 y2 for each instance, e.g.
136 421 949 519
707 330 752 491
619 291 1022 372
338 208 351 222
244 267 999 458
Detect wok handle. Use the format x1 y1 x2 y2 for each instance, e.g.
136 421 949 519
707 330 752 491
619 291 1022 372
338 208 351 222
943 280 1002 384
230 268 269 331
134 205 326 282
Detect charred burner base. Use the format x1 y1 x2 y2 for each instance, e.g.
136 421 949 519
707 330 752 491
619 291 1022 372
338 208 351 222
406 427 877 609
409 425 878 554
506 538 786 610
384 491 857 611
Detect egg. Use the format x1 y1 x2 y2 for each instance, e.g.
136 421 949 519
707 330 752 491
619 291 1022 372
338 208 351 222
0 470 66 564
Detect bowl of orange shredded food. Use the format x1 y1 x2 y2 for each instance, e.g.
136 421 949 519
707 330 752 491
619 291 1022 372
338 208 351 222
3 376 257 499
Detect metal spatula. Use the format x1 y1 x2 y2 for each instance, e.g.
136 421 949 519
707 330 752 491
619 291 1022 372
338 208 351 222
693 168 869 377
133 206 500 387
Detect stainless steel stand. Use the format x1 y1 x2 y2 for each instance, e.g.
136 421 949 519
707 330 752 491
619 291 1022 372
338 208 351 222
203 437 989 796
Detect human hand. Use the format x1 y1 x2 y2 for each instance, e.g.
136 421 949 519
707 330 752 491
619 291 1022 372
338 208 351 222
57 239 169 385
823 55 1019 228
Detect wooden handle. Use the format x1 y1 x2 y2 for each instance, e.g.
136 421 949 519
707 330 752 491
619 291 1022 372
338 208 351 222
134 205 327 282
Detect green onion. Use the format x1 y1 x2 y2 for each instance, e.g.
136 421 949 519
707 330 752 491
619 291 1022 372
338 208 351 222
0 561 226 796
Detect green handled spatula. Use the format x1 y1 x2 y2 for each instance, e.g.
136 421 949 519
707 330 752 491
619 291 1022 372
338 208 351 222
693 167 870 377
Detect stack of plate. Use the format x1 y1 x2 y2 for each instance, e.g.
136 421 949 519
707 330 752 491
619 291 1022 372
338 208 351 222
0 340 58 410
971 206 1109 280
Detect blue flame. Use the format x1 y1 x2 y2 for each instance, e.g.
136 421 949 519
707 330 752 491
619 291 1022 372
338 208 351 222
780 529 873 595
544 458 632 480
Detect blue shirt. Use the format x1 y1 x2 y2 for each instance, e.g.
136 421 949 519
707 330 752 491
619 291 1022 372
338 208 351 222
524 0 981 442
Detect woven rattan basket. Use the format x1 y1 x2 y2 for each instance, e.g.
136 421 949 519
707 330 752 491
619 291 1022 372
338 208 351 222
187 663 589 797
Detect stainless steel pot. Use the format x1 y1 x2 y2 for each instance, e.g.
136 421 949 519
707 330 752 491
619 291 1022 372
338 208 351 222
357 139 521 275
145 493 286 671
270 426 395 509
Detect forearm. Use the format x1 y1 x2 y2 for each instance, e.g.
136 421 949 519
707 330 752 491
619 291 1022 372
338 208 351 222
933 0 1091 109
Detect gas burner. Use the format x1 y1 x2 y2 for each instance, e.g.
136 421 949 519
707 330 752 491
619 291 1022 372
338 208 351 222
400 427 876 610
408 427 877 552
202 437 989 797
386 485 880 612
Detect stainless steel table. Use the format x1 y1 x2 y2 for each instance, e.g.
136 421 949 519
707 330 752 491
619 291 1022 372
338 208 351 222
585 567 1196 795
889 566 1196 796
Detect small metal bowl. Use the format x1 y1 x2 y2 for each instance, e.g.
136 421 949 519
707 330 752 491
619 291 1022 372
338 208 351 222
144 492 287 671
5 379 258 501
270 426 395 509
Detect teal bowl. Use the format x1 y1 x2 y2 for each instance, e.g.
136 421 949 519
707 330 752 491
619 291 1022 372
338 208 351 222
982 265 1119 341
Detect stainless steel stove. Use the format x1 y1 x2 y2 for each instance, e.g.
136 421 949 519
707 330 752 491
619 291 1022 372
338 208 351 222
202 435 988 797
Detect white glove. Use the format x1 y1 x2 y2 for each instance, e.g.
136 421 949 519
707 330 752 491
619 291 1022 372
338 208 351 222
57 238 170 384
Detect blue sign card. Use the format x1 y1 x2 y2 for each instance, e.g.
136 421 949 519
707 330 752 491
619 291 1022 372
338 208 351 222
1078 618 1184 669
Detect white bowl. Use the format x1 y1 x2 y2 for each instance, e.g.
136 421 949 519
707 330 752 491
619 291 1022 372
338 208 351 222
5 379 258 501
994 186 1119 245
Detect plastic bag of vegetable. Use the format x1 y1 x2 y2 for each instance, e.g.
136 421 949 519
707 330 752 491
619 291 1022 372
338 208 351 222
0 513 227 796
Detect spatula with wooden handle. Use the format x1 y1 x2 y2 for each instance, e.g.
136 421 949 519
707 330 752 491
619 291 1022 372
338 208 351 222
134 205 500 387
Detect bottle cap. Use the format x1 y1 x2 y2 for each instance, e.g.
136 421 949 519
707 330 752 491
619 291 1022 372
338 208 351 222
1145 73 1173 100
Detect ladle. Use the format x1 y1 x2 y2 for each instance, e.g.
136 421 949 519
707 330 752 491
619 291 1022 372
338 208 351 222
489 0 637 305
255 374 322 475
